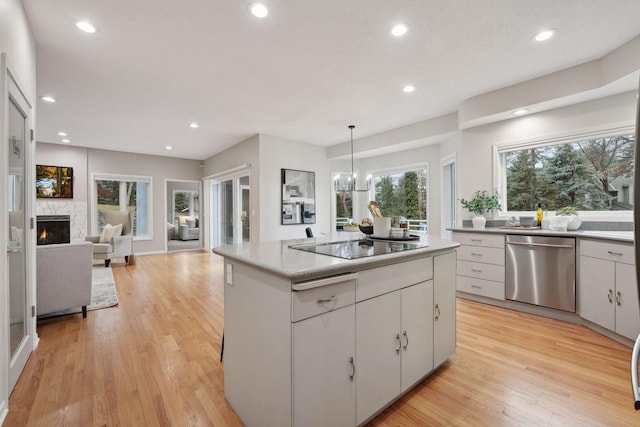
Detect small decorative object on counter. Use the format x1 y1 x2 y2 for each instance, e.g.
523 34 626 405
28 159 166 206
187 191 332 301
556 206 582 230
459 190 502 230
536 203 544 226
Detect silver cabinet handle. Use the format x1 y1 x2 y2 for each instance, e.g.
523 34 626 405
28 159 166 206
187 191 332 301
435 303 441 321
616 291 622 306
608 289 613 303
471 269 483 273
402 331 409 351
470 238 482 242
508 241 573 249
395 333 401 353
471 284 483 290
470 253 482 257
317 295 336 304
607 250 624 256
349 357 355 381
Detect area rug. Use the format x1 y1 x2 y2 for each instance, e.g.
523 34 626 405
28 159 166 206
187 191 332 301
38 266 119 319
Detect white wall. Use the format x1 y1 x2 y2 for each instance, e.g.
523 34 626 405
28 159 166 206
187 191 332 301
0 0 37 421
458 91 637 222
259 134 331 241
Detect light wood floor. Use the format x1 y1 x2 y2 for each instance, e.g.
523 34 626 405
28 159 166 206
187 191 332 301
5 251 640 426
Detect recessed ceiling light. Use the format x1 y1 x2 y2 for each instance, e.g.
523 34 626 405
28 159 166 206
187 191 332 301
76 21 96 34
249 3 269 18
190 122 199 129
390 23 408 37
513 109 529 116
165 146 173 150
58 131 67 137
61 139 70 143
403 85 416 93
533 29 557 42
41 96 56 103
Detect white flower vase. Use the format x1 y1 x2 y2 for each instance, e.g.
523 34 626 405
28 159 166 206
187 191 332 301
472 215 486 230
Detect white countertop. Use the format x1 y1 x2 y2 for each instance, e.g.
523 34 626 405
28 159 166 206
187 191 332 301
213 233 459 282
450 227 634 243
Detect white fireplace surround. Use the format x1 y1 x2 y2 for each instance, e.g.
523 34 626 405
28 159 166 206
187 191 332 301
36 201 87 243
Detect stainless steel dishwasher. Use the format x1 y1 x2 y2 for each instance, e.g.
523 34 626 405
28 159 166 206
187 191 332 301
505 234 576 312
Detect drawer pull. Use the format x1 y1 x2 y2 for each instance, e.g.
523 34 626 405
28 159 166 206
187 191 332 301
402 331 409 351
607 250 623 256
608 289 613 303
471 284 483 290
471 269 483 273
317 295 337 304
616 291 622 306
395 333 401 353
349 357 356 381
471 253 482 257
470 238 482 242
434 303 441 321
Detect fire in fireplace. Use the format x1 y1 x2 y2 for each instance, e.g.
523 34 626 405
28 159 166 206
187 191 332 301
37 215 71 245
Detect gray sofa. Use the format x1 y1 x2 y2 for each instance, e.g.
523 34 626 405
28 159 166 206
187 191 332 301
37 241 93 317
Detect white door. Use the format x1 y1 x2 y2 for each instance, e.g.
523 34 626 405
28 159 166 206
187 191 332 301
400 281 434 392
292 305 356 427
356 291 400 425
5 63 34 392
209 171 250 246
615 262 640 340
434 251 457 367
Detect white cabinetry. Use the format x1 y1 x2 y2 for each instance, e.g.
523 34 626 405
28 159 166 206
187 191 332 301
579 239 640 340
434 251 456 367
453 232 505 300
293 305 356 427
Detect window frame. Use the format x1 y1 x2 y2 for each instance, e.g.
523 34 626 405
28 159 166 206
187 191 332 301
493 124 635 221
90 173 154 240
369 162 430 233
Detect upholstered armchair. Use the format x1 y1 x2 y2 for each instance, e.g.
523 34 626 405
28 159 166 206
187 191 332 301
178 216 199 240
86 210 133 267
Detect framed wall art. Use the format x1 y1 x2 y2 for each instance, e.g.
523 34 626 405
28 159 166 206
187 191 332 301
36 165 73 198
281 168 315 225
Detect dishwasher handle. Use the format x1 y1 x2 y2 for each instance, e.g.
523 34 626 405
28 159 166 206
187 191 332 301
507 241 574 249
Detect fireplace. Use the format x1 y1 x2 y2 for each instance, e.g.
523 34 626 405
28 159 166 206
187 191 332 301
37 215 71 245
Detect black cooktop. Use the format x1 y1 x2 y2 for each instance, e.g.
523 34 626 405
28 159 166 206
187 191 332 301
289 239 428 260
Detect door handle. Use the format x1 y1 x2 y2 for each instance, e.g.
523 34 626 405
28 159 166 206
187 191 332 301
402 330 409 351
6 246 23 255
395 333 401 353
616 291 622 306
608 289 614 303
435 303 441 321
349 357 356 381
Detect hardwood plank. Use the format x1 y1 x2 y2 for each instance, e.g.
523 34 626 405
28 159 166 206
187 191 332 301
5 251 640 426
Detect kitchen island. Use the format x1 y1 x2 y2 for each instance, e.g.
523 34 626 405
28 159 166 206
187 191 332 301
213 235 459 427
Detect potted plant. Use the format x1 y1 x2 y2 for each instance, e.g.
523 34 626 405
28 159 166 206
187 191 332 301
459 190 502 229
556 206 582 230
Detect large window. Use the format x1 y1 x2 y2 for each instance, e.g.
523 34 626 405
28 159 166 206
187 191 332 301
334 175 353 230
498 131 634 213
92 174 152 238
373 166 428 232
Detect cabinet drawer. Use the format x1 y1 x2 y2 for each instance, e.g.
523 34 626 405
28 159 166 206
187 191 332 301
457 245 504 265
457 275 505 300
292 280 355 322
356 257 433 302
457 260 505 283
580 239 634 265
453 232 504 249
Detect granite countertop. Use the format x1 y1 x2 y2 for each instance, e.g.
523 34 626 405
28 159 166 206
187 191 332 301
213 234 459 283
449 227 634 243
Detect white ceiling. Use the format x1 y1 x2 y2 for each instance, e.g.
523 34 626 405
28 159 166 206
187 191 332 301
22 0 640 160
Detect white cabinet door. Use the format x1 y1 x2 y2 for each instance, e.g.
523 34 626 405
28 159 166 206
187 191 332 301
400 281 434 392
292 305 356 427
356 291 401 425
615 262 640 340
434 251 457 368
579 256 615 331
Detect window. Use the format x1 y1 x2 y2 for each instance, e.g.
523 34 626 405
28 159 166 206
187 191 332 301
334 175 353 230
92 174 152 238
498 130 635 213
373 166 428 232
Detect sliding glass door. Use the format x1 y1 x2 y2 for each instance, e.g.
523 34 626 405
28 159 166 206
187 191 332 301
208 171 250 247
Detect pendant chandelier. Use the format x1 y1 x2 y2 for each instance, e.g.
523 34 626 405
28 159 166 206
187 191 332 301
334 125 371 193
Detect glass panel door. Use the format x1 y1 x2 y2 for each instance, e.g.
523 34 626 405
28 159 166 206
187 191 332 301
221 179 234 244
239 175 250 242
6 74 32 392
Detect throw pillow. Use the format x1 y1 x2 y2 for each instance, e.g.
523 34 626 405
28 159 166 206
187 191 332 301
99 223 115 243
112 223 123 237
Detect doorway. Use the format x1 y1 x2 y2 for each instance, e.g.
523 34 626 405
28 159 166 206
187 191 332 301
207 170 250 247
441 154 457 239
165 179 202 251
